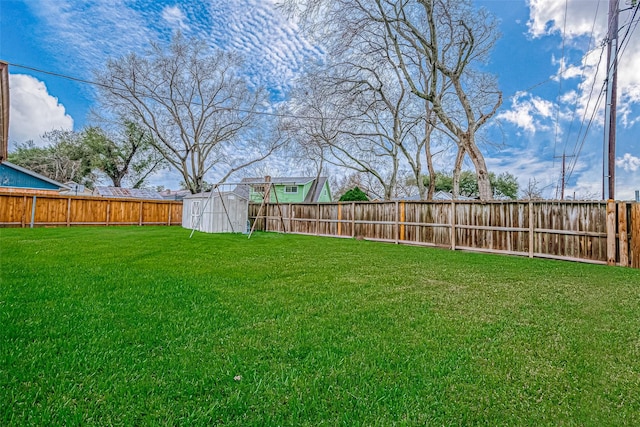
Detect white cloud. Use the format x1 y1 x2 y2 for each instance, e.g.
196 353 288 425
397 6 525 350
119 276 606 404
162 5 190 31
497 92 555 133
527 0 640 124
26 0 154 76
616 153 640 172
25 0 321 98
207 0 322 94
8 74 74 148
527 0 605 39
487 148 559 198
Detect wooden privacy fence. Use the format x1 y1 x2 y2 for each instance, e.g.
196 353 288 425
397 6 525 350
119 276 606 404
250 200 640 268
0 191 183 227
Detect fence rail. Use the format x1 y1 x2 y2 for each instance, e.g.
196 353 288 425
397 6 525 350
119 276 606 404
0 191 183 227
250 200 639 268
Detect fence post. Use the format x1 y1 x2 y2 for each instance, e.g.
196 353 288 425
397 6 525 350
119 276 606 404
450 201 456 250
618 203 629 267
395 201 399 244
139 201 144 226
631 204 640 269
400 201 406 242
66 197 71 226
167 203 172 226
606 200 616 266
529 201 535 258
30 196 37 228
337 203 342 236
316 204 320 236
21 195 27 227
351 202 356 238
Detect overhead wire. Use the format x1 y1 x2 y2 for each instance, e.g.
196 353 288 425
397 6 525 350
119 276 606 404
6 2 639 181
553 0 569 198
562 1 609 181
4 61 348 122
565 0 639 182
561 0 601 155
552 0 570 172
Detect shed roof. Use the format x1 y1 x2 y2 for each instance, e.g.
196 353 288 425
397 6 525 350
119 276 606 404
184 189 249 200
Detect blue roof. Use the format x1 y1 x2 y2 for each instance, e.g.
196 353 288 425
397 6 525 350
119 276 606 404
0 161 69 190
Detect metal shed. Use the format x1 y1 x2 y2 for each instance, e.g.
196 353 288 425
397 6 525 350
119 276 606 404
182 190 249 233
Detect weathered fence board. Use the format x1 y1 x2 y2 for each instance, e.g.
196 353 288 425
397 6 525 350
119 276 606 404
632 204 640 269
249 200 639 268
0 191 182 227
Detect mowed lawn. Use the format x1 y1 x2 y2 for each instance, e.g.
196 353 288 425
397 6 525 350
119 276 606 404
1 227 639 426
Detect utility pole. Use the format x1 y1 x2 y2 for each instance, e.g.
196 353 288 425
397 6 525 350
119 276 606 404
603 0 619 200
555 152 575 200
0 60 9 163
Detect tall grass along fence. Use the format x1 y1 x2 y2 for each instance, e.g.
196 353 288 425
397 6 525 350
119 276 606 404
0 191 183 227
250 200 640 268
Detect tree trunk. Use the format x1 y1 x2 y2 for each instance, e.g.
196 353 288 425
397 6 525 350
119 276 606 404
385 156 399 200
423 111 435 200
424 137 436 200
452 146 465 199
465 138 492 201
112 174 122 187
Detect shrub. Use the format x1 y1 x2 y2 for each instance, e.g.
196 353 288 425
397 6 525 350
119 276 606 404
339 187 369 201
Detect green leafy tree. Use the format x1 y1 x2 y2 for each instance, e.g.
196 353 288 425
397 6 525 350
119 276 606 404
82 121 166 188
492 172 519 200
339 187 369 201
8 131 94 187
422 170 519 199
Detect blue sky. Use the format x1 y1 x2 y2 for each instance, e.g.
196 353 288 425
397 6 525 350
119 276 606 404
0 0 638 199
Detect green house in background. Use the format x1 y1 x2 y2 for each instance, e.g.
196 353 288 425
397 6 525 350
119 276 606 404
240 177 332 203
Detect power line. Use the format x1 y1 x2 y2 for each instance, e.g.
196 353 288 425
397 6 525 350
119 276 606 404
552 0 570 175
561 0 601 156
5 48 610 126
565 35 608 176
565 82 607 183
4 61 346 122
565 1 639 187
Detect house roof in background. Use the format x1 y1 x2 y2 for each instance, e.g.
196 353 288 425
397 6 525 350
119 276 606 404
396 191 476 201
93 186 164 200
432 191 476 201
239 177 317 186
0 161 69 189
238 176 329 203
158 189 192 201
304 176 329 203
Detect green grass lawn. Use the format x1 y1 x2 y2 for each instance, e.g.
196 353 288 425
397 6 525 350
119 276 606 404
1 226 639 426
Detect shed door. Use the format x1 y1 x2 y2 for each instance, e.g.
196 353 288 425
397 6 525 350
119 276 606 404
191 200 201 229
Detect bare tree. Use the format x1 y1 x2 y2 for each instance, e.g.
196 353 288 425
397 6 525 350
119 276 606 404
521 178 544 200
284 3 445 201
377 0 502 200
95 34 282 193
282 0 502 201
285 75 405 200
